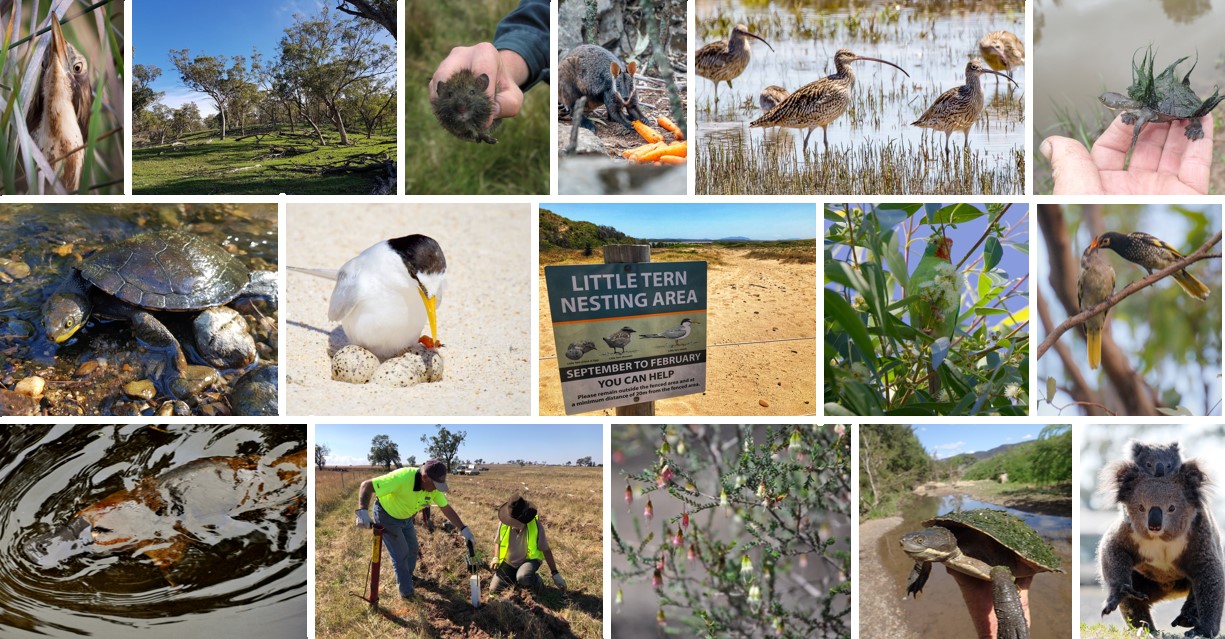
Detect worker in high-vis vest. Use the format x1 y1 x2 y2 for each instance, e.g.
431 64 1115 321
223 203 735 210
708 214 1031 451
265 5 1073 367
489 496 565 592
355 459 475 599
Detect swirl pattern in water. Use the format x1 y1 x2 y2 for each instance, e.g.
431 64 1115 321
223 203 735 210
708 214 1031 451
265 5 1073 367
0 424 307 637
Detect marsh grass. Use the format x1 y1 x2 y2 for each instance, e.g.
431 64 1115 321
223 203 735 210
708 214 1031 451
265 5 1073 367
405 0 548 195
314 465 602 639
698 130 1023 194
0 0 123 194
133 126 395 195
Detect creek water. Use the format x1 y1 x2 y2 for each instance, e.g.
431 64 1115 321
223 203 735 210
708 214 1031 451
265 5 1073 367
870 493 1073 638
0 425 306 637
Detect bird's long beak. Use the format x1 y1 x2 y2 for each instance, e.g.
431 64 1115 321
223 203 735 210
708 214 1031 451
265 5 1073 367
419 288 439 346
856 56 910 78
745 31 775 53
49 14 68 65
987 69 1019 88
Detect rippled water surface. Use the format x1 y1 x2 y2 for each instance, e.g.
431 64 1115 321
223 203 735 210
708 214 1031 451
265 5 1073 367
0 424 306 637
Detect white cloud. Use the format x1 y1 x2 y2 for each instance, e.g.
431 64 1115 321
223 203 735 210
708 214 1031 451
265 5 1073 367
159 88 218 116
935 441 965 451
1022 434 1034 440
326 454 366 467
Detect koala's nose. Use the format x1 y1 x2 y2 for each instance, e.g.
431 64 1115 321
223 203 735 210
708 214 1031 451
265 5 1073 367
1154 464 1167 477
1148 506 1164 531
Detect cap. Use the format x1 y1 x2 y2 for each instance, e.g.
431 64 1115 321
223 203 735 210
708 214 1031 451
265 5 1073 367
422 459 449 492
497 496 537 528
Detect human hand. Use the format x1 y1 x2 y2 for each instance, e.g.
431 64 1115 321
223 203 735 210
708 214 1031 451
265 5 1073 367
460 525 476 543
355 508 372 529
430 43 526 129
552 572 566 589
1041 114 1213 195
949 569 1032 639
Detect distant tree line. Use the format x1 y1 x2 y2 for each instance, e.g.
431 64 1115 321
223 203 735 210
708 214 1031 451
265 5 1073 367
133 6 394 147
962 425 1072 485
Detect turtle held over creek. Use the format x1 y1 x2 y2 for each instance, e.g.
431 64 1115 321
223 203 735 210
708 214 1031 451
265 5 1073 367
899 509 1064 639
42 230 278 398
1099 47 1225 164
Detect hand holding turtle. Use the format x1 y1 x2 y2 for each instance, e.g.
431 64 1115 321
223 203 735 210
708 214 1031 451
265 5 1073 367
950 569 1033 639
1040 114 1213 195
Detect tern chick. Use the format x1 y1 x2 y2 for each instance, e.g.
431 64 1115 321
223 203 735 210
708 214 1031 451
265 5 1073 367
289 235 445 360
565 340 597 361
602 327 636 354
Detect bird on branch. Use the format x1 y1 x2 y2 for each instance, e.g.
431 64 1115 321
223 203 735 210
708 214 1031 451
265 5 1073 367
1077 236 1115 370
1095 231 1210 301
907 234 960 395
26 13 92 192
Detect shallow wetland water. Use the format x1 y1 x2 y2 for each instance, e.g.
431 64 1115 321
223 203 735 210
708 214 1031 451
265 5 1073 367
697 0 1024 194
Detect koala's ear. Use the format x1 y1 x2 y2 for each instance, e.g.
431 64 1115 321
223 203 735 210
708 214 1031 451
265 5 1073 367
1171 442 1181 456
1179 460 1209 505
475 74 490 91
1129 440 1143 460
1101 461 1139 502
610 62 621 78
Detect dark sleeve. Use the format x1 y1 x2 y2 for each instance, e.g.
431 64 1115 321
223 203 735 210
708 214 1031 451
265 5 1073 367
492 0 550 91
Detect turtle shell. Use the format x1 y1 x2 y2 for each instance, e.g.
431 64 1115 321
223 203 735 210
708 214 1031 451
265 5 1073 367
1127 49 1225 119
79 230 249 311
923 509 1063 575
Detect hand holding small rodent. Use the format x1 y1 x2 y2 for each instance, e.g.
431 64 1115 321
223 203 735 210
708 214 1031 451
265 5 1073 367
431 43 527 129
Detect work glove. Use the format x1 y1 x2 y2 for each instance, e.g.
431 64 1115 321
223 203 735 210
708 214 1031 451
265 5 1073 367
460 526 475 543
552 571 566 589
355 508 372 529
489 558 501 572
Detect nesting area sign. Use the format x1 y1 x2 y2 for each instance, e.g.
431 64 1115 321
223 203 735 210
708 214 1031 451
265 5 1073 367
545 261 707 414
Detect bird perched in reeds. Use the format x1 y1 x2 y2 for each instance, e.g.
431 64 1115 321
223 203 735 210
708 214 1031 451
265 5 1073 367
1094 231 1210 300
1078 237 1116 370
26 13 92 192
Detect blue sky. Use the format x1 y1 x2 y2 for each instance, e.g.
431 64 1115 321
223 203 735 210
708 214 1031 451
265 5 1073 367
913 424 1040 459
545 203 816 240
133 0 394 115
316 424 603 466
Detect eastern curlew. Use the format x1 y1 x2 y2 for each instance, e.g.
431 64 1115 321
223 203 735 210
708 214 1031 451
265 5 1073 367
758 85 791 112
977 31 1025 87
696 24 774 105
911 59 1018 156
749 49 909 151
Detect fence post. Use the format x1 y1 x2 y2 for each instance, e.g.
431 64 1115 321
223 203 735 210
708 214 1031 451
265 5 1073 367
603 244 655 417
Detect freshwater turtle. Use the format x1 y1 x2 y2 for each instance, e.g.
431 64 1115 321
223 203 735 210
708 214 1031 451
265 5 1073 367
899 509 1064 639
42 230 278 397
1099 47 1225 164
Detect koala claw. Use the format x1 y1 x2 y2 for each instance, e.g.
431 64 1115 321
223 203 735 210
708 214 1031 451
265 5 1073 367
1103 586 1149 616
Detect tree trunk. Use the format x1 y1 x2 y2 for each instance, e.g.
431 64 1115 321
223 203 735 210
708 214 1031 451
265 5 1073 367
328 100 350 145
218 101 228 139
298 102 326 145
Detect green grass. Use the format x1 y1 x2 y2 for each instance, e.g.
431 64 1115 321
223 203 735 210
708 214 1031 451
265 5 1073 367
132 126 395 195
405 0 548 195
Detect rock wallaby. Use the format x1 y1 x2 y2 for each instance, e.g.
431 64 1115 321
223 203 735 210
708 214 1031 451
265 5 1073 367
1098 456 1224 637
559 44 646 143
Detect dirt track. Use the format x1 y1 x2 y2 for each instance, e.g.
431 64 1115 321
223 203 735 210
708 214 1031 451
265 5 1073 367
539 246 816 416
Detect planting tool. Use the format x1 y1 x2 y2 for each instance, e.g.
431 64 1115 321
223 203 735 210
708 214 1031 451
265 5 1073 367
467 539 480 608
352 524 384 609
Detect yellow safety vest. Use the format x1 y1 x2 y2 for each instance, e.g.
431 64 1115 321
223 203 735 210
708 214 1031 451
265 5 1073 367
498 519 543 562
371 467 447 520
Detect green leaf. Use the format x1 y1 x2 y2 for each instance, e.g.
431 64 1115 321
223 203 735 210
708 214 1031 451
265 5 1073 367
884 233 909 290
1045 376 1057 403
921 204 985 225
825 289 878 369
1006 241 1029 255
824 403 856 416
872 208 910 230
931 337 950 370
984 236 1003 270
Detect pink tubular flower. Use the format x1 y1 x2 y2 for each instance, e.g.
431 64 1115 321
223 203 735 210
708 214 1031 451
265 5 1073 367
652 568 662 589
835 424 846 436
672 528 683 546
625 484 633 508
644 498 654 521
687 543 697 562
657 465 674 488
682 511 690 529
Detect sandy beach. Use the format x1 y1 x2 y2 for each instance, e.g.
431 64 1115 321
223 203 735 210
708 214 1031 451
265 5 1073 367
286 204 531 415
539 246 816 415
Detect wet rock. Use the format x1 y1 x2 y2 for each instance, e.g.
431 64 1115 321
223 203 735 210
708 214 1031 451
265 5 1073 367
230 365 278 416
332 345 380 384
14 376 45 399
371 345 444 387
194 307 256 369
0 389 38 416
123 379 156 400
171 365 219 398
74 360 101 377
0 258 30 280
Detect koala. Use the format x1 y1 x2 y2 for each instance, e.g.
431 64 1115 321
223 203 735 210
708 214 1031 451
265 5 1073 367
1130 440 1183 478
1097 458 1224 637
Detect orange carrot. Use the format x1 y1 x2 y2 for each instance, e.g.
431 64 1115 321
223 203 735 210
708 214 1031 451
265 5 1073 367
626 142 665 162
636 141 687 162
657 116 684 141
658 155 686 165
633 120 663 144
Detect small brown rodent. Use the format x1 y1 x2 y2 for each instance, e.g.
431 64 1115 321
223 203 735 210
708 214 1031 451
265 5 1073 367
432 69 499 144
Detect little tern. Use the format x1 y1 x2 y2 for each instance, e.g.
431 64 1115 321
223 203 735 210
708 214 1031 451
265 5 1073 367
290 235 445 360
639 318 693 346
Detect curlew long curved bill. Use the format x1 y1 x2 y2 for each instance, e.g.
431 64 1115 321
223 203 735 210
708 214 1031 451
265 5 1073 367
743 30 775 53
854 56 910 78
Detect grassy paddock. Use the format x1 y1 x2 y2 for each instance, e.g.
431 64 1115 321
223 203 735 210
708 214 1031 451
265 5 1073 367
315 465 602 639
132 126 395 195
404 0 549 195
